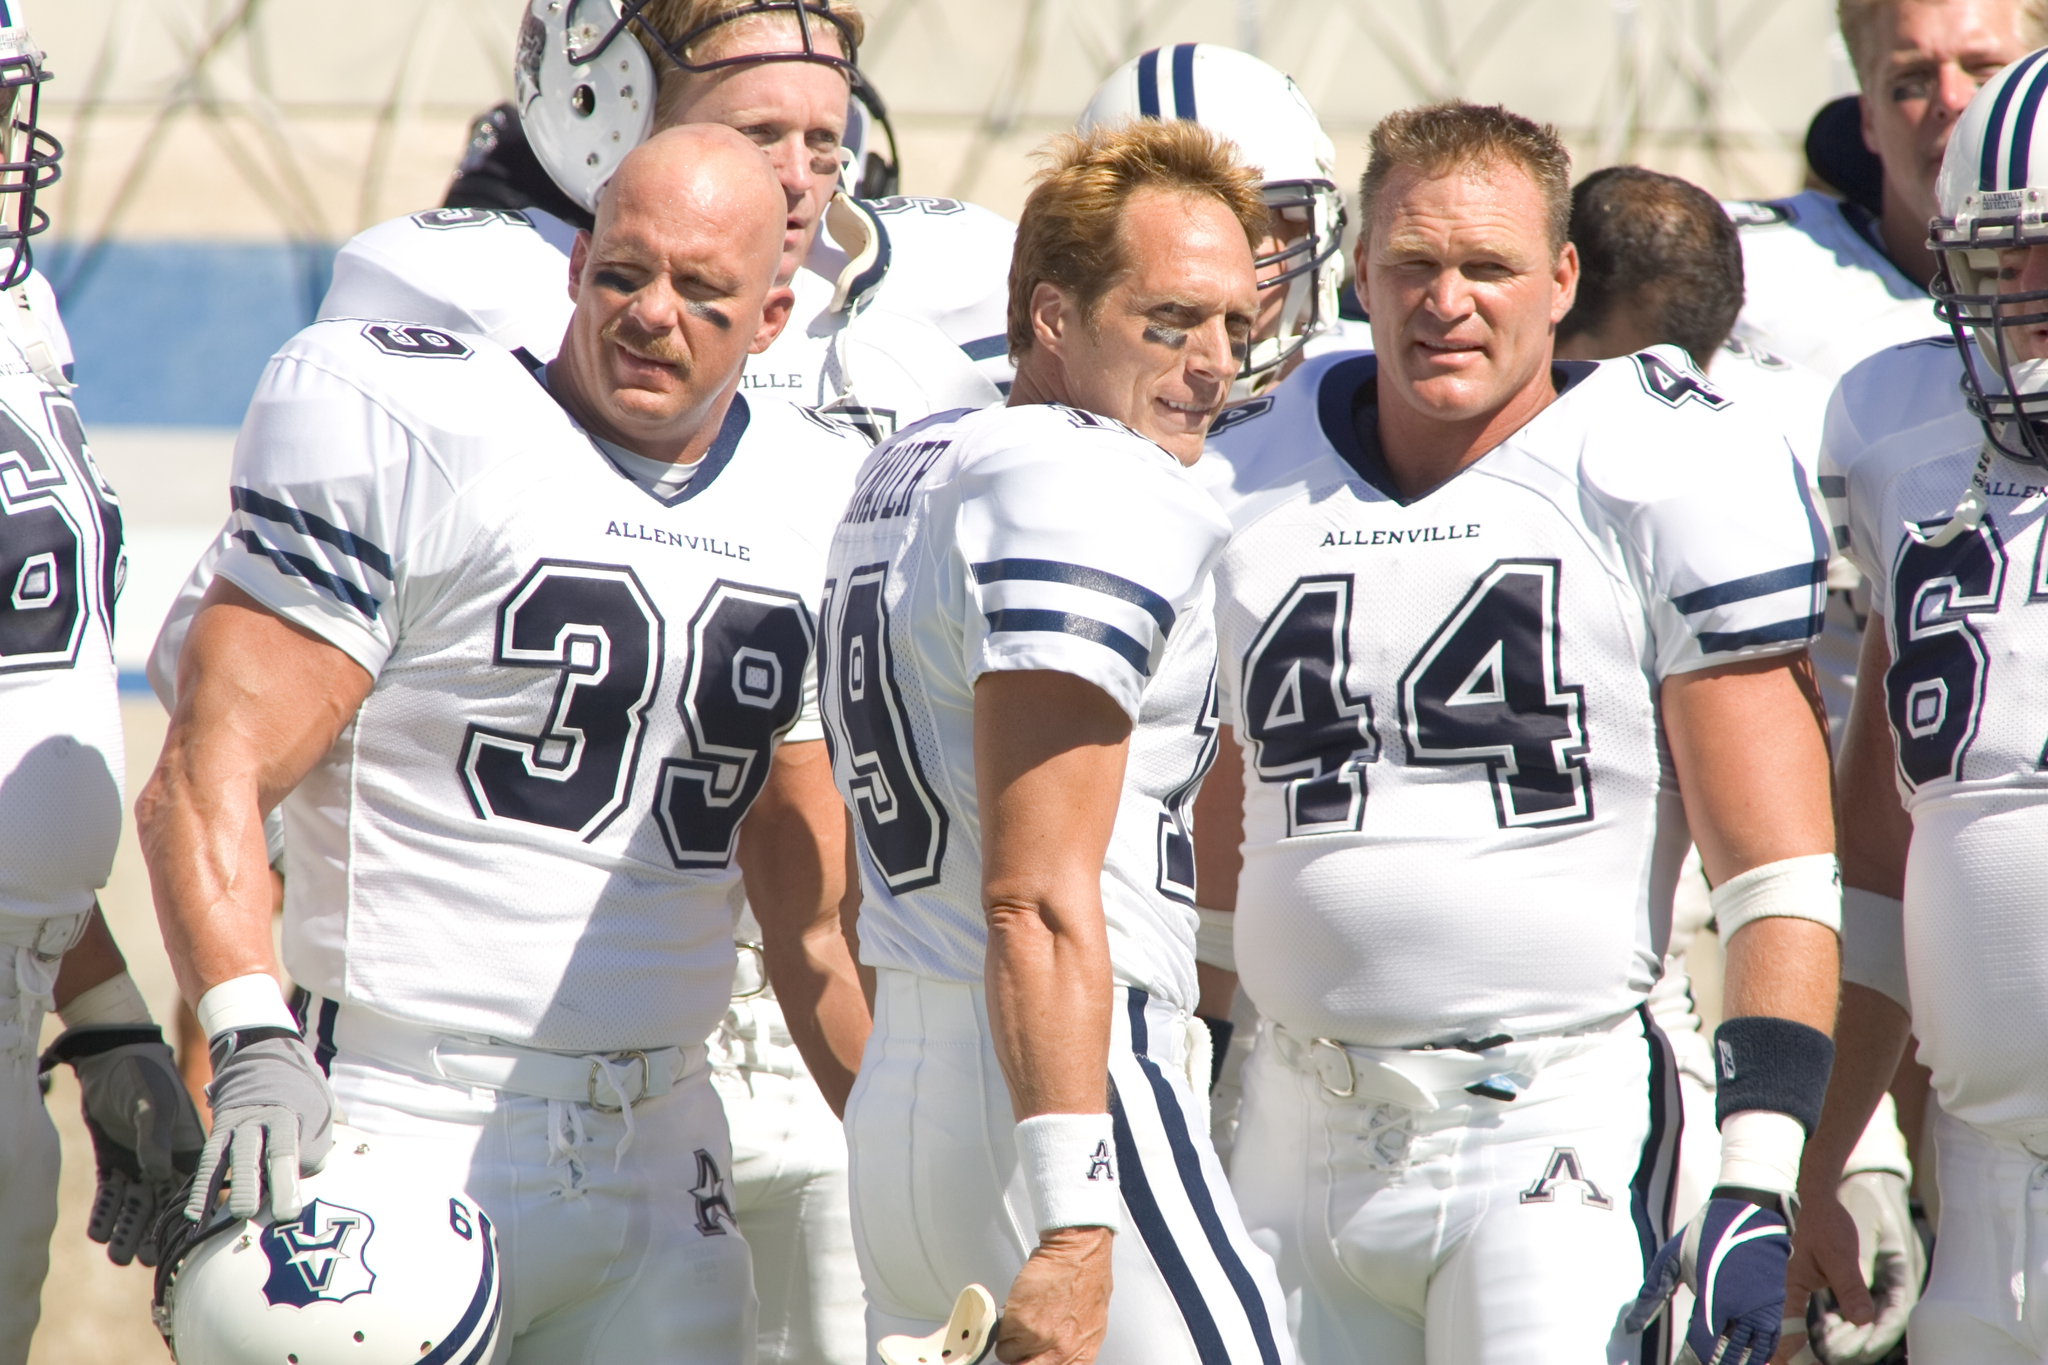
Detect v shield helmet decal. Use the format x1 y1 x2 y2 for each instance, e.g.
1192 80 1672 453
260 1198 377 1307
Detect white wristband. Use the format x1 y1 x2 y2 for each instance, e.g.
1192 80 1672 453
1015 1113 1122 1234
57 972 153 1029
194 973 295 1040
1710 854 1842 939
1839 887 1908 1012
1194 905 1235 973
1718 1108 1805 1197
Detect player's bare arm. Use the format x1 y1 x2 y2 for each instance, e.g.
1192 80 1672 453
737 739 869 1115
1189 725 1246 1020
977 668 1127 1365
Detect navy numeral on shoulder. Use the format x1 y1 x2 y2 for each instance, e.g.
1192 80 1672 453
1887 520 2003 787
656 583 815 868
0 404 88 672
1398 560 1592 828
822 564 949 890
460 561 663 839
1632 352 1728 410
363 323 472 360
1156 665 1219 902
1241 575 1380 836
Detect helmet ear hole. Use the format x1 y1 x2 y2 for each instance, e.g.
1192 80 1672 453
571 85 596 117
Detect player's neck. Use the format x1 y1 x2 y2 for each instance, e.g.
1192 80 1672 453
1372 359 1558 499
545 356 732 467
1878 182 1939 290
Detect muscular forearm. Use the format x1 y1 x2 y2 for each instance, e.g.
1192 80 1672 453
1799 983 1913 1192
137 740 282 1005
1722 916 1839 1034
987 896 1115 1119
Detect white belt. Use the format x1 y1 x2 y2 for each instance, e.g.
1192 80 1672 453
1267 1013 1632 1111
328 1001 705 1111
0 911 86 955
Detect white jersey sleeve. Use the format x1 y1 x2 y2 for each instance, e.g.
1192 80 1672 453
955 417 1223 722
318 207 578 361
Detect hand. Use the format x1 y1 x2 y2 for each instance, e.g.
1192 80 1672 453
995 1225 1113 1365
184 1028 339 1222
1628 1195 1792 1365
1781 1172 1921 1364
40 1025 206 1265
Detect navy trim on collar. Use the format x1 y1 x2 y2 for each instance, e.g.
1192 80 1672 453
593 392 752 508
1316 354 1596 507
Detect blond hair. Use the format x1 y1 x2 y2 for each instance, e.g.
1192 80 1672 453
1359 101 1573 255
1838 0 2048 85
629 1 866 121
1007 120 1267 356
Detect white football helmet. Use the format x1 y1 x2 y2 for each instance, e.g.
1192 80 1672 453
154 1128 502 1365
1931 47 2048 468
0 1 60 290
514 0 656 214
1079 43 1345 396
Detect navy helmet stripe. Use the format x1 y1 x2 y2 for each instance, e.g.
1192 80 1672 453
2011 58 2048 189
1982 49 2048 189
1136 48 1162 118
419 1208 500 1365
1171 43 1199 120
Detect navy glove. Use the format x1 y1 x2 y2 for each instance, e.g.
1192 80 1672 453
1627 1193 1793 1365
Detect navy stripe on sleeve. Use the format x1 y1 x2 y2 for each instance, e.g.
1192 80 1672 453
1816 475 1846 497
231 486 394 581
1669 559 1825 615
1136 47 1162 117
973 557 1175 633
984 608 1151 675
1698 613 1824 653
959 334 1008 362
234 529 382 620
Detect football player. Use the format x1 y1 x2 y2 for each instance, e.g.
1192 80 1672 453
0 5 205 1357
1728 0 2040 379
1555 164 1924 1365
1787 50 2048 1365
137 126 868 1362
1192 102 1841 1365
819 119 1291 1364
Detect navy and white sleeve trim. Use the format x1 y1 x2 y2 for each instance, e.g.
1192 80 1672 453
973 557 1175 678
230 485 392 621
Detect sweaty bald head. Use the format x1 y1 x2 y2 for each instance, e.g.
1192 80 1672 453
556 123 796 463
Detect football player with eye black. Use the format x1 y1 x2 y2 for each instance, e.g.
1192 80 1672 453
0 3 206 1358
822 119 1292 1365
1191 102 1841 1365
137 126 871 1362
1785 50 2048 1365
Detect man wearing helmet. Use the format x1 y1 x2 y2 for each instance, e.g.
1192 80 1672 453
0 4 208 1359
140 125 871 1363
1784 47 2048 1365
1194 101 1843 1365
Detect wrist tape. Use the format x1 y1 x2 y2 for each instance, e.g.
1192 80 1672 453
58 971 152 1029
195 972 296 1040
1194 906 1236 973
1709 854 1842 939
1839 888 1908 1012
1015 1112 1121 1234
1716 1108 1805 1197
1713 1015 1834 1134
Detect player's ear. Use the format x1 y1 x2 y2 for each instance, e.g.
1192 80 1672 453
567 230 593 303
1351 232 1373 319
1028 281 1073 356
750 285 796 355
1550 240 1580 326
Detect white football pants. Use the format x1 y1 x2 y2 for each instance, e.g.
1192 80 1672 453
0 926 70 1365
316 1014 756 1364
846 970 1293 1365
712 990 865 1365
1909 1109 2048 1363
1230 1009 1680 1365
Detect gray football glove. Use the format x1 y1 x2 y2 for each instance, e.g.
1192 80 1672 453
39 1025 206 1266
1810 1170 1924 1364
184 1027 339 1223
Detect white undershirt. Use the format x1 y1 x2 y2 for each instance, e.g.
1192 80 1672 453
595 435 699 499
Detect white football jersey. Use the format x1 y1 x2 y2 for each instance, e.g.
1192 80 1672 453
0 280 126 920
819 403 1231 1012
215 319 864 1051
316 194 1015 442
1724 191 1943 381
1200 348 1829 1047
1823 334 2048 1138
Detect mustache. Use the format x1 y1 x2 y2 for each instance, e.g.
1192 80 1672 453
600 315 691 369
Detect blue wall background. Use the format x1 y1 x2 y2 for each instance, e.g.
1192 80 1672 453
43 242 338 426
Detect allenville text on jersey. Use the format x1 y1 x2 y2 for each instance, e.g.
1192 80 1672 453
1321 523 1483 548
604 521 752 560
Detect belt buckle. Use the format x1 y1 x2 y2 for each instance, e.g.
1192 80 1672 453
731 941 769 1001
588 1050 650 1113
1309 1037 1356 1099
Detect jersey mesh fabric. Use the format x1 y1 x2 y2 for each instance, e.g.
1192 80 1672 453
820 403 1231 1011
1202 348 1828 1047
212 319 864 1051
0 278 125 918
1826 336 2048 1139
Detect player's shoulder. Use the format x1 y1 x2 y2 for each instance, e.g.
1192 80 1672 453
340 205 575 260
734 396 868 490
269 317 558 444
1826 335 1977 482
1199 348 1370 527
1721 188 1848 252
949 401 1225 525
862 194 1016 250
853 195 1015 307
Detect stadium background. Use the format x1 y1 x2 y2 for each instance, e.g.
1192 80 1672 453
32 1 1836 1356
